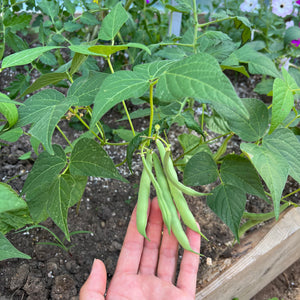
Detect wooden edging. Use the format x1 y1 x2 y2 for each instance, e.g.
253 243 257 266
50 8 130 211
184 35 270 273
196 207 300 300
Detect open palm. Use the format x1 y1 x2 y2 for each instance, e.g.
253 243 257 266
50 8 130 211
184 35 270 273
80 197 201 300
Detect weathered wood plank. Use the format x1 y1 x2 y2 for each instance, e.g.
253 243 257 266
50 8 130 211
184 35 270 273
196 207 300 300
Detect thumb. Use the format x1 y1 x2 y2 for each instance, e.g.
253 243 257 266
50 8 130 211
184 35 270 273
80 259 107 300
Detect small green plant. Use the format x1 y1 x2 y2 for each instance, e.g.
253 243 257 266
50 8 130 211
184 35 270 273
1 0 300 260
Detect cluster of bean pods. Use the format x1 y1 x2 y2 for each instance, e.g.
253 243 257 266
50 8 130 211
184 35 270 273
136 138 209 254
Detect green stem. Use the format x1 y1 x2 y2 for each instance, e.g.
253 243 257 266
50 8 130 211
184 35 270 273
192 0 198 52
158 42 194 48
69 108 104 143
106 56 136 137
148 80 158 137
56 125 73 148
239 202 290 238
281 187 300 200
124 0 134 11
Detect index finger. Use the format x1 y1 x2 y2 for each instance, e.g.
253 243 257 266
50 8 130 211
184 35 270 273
114 204 146 275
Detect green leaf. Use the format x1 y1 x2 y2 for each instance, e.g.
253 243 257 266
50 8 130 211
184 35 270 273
207 184 246 240
220 65 250 78
80 12 100 25
38 0 59 20
70 52 88 75
133 60 175 79
0 207 33 234
64 21 83 32
184 152 218 185
69 45 107 57
254 78 274 95
21 72 69 97
0 184 33 235
0 233 31 261
270 74 295 134
1 46 62 70
181 111 204 136
112 128 134 142
47 174 86 240
23 145 67 195
98 2 128 41
0 91 22 105
0 183 26 213
18 90 72 154
240 142 289 219
204 110 231 135
0 101 18 130
263 128 300 184
69 138 127 182
0 127 23 142
67 71 108 106
227 98 269 142
6 31 29 52
88 45 128 56
91 71 149 125
284 26 300 45
4 13 32 32
155 53 249 123
220 154 268 201
232 45 281 78
126 130 147 171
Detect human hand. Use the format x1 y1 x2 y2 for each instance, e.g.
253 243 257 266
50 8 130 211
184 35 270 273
79 197 201 300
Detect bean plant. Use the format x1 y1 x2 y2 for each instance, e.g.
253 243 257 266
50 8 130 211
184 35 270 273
1 0 300 260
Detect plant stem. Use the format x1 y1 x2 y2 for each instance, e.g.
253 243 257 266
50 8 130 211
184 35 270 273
106 56 136 137
69 108 104 143
56 125 73 148
148 80 158 137
192 0 198 52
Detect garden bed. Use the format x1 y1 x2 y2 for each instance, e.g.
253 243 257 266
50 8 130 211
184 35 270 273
0 75 300 299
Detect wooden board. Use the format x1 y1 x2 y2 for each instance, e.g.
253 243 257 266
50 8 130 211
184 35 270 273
196 207 300 300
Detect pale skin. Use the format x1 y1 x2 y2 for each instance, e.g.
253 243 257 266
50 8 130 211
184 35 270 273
80 197 201 300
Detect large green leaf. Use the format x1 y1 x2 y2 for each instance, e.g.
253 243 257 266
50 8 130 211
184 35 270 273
220 154 268 201
18 89 72 154
66 71 108 106
47 174 87 240
91 71 149 125
263 128 300 183
69 138 127 182
269 69 297 133
0 183 27 213
98 2 128 41
184 152 218 185
155 53 249 123
229 45 281 78
0 233 31 261
21 72 69 97
240 142 289 219
1 46 62 70
227 98 269 141
22 145 67 195
207 184 246 240
133 60 175 79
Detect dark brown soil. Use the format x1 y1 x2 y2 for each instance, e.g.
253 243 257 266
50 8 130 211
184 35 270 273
1 66 299 300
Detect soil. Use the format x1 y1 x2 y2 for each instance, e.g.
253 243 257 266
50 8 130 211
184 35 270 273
1 62 300 299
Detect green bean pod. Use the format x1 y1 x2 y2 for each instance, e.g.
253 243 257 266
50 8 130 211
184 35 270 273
136 152 152 240
156 139 208 241
152 152 198 254
163 149 211 197
141 153 172 234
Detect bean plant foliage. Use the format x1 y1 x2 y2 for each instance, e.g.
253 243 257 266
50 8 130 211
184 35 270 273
1 0 300 260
